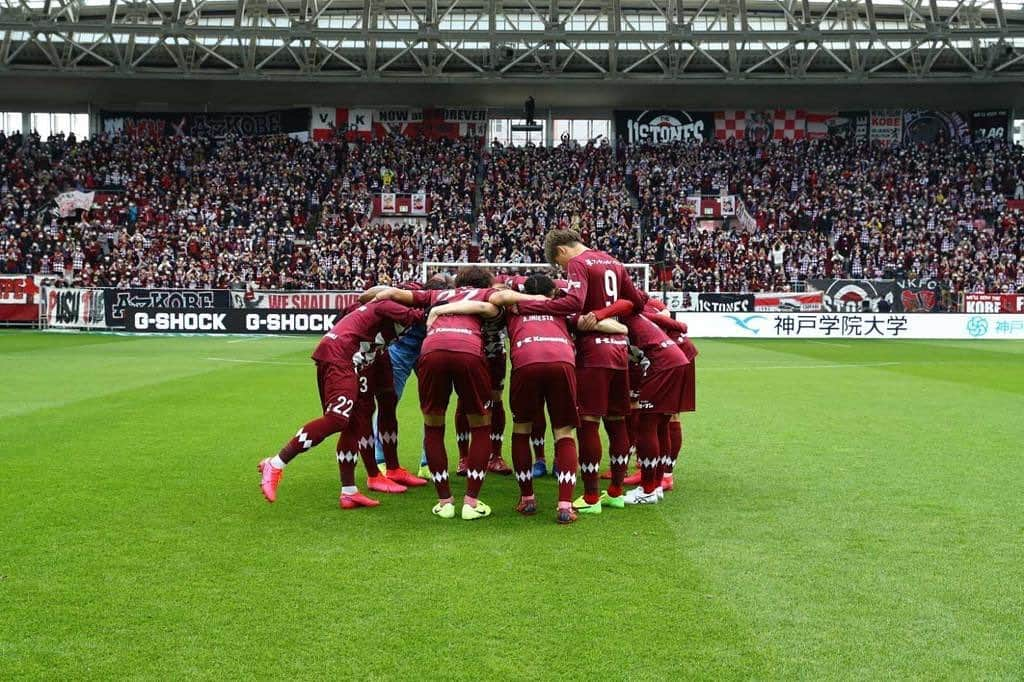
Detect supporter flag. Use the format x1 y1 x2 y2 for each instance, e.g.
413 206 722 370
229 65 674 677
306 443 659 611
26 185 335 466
312 107 337 141
805 112 835 139
772 110 807 140
714 111 746 139
54 191 95 217
411 192 427 215
312 108 373 141
345 109 373 139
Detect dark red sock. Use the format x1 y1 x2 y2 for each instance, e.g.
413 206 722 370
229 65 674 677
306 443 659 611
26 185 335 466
637 413 661 494
423 424 450 499
277 414 344 463
465 424 491 498
605 418 630 490
578 420 602 504
668 419 683 473
354 412 380 477
336 429 359 487
377 391 400 470
531 412 547 461
554 437 578 502
490 400 506 459
455 409 470 460
510 432 533 496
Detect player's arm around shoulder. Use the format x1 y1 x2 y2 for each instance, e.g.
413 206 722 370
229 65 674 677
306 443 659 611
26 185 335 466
488 289 546 308
359 285 390 303
426 300 500 328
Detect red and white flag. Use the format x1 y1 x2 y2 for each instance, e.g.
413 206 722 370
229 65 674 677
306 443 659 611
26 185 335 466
714 110 746 139
805 111 835 139
772 110 807 140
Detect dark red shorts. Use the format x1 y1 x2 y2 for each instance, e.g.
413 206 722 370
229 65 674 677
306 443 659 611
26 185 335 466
316 360 359 427
636 365 688 414
417 350 491 416
575 366 630 418
488 353 507 391
681 358 696 412
510 362 579 430
364 353 396 397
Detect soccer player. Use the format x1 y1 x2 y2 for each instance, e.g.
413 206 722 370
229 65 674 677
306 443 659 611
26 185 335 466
619 310 691 504
430 274 627 524
452 315 512 477
645 299 698 491
495 272 571 479
512 229 648 515
373 266 537 520
362 276 451 482
256 299 423 509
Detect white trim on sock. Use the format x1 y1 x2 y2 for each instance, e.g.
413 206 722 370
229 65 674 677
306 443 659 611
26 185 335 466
269 455 286 469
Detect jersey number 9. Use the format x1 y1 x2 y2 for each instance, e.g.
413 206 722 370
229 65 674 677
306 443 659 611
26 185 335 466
603 270 618 307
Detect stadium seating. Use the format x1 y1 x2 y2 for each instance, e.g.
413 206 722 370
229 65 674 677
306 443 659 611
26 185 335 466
2 129 1022 294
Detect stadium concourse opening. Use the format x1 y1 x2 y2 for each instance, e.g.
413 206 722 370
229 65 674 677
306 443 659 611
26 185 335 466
4 0 1024 673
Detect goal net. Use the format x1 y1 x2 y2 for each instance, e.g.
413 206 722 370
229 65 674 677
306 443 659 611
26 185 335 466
420 261 652 293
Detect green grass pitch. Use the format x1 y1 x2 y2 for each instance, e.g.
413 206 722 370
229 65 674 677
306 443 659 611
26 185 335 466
1 331 1023 679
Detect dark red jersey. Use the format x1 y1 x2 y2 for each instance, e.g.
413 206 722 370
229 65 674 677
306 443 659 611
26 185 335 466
624 313 689 376
643 309 698 359
566 313 629 370
412 287 499 358
312 300 423 369
516 249 646 317
507 313 575 369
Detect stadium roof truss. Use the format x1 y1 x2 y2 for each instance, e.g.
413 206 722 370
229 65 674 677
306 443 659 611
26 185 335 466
1 0 1023 82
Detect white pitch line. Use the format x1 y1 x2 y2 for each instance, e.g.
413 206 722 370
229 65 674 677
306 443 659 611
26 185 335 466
205 357 308 366
706 361 902 371
226 336 266 344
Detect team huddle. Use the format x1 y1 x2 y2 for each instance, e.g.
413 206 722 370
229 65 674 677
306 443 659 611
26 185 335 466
257 229 698 524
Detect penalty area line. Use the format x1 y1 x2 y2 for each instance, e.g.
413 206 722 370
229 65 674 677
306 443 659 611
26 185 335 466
205 357 308 366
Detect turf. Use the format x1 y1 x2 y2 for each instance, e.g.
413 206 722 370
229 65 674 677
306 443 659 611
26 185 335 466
1 331 1023 679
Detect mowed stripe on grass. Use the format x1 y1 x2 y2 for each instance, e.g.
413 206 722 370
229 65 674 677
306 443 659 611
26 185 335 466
1 332 1022 679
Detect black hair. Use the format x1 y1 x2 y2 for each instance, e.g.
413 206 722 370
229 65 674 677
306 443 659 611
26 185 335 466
523 274 556 297
424 275 450 291
455 265 494 289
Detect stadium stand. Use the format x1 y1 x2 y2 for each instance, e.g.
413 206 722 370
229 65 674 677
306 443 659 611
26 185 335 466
3 129 1023 294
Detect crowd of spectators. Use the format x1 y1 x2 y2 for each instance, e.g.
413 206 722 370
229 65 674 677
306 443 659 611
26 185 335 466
2 127 1023 294
1 131 478 290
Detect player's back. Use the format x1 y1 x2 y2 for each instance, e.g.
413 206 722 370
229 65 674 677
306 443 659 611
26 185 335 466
571 249 633 314
416 287 498 358
507 313 575 369
313 301 419 368
623 313 688 371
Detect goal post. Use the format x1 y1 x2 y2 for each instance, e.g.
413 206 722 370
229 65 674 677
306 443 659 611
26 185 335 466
420 261 652 293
